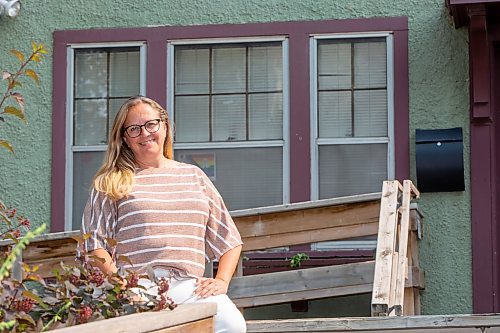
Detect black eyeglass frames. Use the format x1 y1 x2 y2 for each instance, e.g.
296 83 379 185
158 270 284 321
123 119 162 138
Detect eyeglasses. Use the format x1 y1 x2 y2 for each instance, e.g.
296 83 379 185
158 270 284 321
123 119 162 138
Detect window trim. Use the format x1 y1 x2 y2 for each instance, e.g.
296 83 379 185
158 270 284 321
52 18 409 232
309 33 395 200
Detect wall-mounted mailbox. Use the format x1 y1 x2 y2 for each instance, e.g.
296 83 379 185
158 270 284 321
415 127 465 192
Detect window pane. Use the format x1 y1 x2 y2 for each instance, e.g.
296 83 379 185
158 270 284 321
175 147 283 210
249 93 283 140
212 47 246 93
319 144 387 199
248 45 282 92
109 51 140 96
75 51 107 98
175 96 210 142
175 48 209 94
318 42 351 90
72 151 105 230
74 99 108 145
354 40 386 89
109 98 129 134
354 90 387 137
212 95 246 141
318 91 352 138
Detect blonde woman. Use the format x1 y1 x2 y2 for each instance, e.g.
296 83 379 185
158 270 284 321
80 96 246 333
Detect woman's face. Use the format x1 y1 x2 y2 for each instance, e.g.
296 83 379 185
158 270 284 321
122 102 167 161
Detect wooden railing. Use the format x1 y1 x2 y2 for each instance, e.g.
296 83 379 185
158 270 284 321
0 180 426 333
227 181 424 314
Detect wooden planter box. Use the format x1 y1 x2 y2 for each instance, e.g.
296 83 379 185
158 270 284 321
51 303 216 333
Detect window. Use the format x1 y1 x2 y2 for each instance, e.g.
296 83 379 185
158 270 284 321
311 35 394 200
67 44 146 230
168 39 289 210
52 18 408 232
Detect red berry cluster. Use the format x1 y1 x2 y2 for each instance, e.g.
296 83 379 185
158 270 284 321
87 268 104 286
76 305 93 324
6 208 17 218
158 278 169 294
19 218 30 228
10 228 21 238
69 274 80 285
11 297 35 313
126 272 139 288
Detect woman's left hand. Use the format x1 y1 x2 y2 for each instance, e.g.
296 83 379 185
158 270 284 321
194 277 229 298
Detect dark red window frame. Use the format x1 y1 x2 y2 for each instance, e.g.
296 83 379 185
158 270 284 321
51 17 409 232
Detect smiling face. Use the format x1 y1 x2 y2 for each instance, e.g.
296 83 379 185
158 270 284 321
122 102 167 165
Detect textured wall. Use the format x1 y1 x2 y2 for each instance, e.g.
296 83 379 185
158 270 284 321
0 0 470 314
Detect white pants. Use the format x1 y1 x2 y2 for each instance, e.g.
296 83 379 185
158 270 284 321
134 270 246 333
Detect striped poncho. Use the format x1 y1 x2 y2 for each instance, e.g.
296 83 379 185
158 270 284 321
80 162 243 277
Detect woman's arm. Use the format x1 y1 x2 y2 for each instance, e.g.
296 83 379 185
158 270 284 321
215 245 242 283
89 248 118 275
195 245 242 298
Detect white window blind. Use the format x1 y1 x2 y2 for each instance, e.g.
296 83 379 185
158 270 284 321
315 37 391 199
173 41 286 210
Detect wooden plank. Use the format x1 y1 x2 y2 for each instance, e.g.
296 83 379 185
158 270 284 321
393 180 412 316
246 313 500 332
242 221 379 251
236 201 380 239
153 317 214 333
371 181 400 316
228 261 376 300
22 238 77 261
26 256 77 279
231 192 381 218
51 303 217 333
230 262 420 309
233 284 373 308
403 287 415 316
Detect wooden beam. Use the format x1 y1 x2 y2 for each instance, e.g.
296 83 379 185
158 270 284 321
393 180 413 316
51 303 216 333
242 221 379 252
371 181 400 316
229 262 422 308
235 201 380 239
246 313 500 332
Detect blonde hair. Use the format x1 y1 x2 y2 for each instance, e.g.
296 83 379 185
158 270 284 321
93 96 173 200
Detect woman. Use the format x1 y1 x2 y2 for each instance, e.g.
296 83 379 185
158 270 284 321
80 96 246 333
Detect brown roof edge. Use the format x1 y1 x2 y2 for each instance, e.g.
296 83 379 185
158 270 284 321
446 0 500 27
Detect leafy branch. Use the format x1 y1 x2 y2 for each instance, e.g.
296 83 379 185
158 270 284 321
0 41 48 154
0 224 46 281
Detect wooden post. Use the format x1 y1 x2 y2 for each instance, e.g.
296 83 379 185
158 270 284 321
371 180 400 316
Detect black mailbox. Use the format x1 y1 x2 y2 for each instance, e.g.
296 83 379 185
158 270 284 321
415 127 465 192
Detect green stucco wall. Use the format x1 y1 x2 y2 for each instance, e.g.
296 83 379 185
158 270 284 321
0 0 470 315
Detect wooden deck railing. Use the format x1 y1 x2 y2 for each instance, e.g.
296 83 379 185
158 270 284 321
0 180 428 332
228 181 424 314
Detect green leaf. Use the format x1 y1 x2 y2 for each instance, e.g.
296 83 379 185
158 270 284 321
105 237 117 247
4 106 26 123
0 139 14 154
32 41 38 53
23 290 50 310
0 320 16 331
4 232 20 244
25 69 40 85
10 49 25 62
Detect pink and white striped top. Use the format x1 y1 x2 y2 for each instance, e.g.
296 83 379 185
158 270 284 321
80 162 243 277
